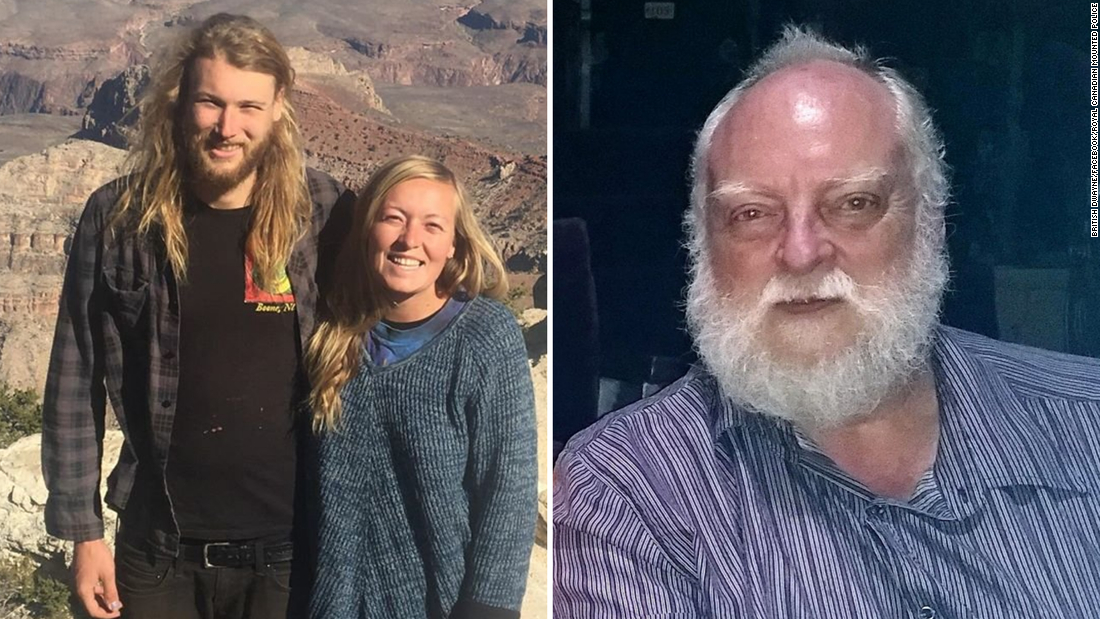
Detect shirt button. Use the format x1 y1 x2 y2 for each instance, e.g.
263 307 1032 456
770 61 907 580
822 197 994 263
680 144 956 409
919 605 936 619
163 350 175 360
867 504 886 518
161 400 172 408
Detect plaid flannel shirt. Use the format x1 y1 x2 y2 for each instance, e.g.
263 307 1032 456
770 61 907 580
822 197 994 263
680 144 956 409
41 168 353 548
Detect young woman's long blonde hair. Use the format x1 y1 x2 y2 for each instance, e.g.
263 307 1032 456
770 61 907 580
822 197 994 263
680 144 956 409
112 13 310 290
307 156 508 431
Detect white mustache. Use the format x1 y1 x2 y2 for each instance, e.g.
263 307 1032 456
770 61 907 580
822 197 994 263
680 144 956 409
758 270 859 305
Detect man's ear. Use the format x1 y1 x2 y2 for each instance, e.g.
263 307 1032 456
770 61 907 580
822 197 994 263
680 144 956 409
273 88 285 122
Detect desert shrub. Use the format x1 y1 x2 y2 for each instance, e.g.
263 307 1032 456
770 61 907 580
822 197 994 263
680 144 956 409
0 557 73 619
0 384 42 449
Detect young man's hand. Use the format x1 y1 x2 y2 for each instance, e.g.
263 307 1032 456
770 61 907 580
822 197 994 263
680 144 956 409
72 539 122 618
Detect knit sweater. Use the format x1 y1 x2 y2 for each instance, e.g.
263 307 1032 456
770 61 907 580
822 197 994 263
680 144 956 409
310 296 538 619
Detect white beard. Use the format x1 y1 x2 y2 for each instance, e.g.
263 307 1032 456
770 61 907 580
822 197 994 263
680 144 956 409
685 237 948 429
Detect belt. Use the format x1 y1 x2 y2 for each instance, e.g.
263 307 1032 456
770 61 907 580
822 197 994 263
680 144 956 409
178 539 294 569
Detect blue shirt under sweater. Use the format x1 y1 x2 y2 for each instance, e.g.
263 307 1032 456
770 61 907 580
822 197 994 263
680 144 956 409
368 297 467 366
311 295 538 619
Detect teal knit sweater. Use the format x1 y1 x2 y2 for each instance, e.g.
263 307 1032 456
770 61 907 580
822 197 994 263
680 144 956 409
310 296 538 618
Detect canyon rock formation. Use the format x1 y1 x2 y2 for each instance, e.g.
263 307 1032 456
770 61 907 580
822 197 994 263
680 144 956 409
0 3 546 614
0 0 545 114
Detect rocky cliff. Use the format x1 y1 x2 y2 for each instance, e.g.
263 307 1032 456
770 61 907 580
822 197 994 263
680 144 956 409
77 65 149 148
0 140 127 392
294 86 546 267
0 0 546 114
287 47 388 115
0 431 124 566
0 37 147 115
76 48 390 149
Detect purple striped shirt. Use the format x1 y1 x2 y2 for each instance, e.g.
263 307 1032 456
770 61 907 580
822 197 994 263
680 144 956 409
553 326 1100 617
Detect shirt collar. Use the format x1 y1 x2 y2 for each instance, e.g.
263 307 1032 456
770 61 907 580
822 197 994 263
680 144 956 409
708 371 746 440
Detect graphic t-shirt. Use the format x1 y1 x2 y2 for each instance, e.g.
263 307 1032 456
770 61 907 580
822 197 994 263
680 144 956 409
166 201 300 540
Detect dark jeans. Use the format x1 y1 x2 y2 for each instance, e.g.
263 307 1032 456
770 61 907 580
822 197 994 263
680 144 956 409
115 538 292 619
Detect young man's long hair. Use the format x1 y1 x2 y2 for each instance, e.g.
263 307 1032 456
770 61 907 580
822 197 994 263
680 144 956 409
113 13 310 290
307 156 508 431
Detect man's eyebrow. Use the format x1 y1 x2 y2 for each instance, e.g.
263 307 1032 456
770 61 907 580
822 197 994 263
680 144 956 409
191 92 268 107
705 170 896 205
705 180 757 204
822 169 894 189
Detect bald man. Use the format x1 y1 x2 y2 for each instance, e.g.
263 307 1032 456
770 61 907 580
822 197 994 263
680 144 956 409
553 27 1100 618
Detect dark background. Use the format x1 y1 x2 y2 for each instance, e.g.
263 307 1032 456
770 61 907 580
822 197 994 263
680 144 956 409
553 1 1099 440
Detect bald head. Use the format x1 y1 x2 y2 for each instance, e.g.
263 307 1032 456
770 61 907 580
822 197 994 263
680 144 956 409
685 27 949 269
708 60 902 207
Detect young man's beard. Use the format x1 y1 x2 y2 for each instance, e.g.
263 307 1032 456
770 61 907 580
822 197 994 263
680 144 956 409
685 228 948 430
185 127 274 199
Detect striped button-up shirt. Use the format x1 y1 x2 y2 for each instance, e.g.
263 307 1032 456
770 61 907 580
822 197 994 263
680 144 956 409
553 326 1100 618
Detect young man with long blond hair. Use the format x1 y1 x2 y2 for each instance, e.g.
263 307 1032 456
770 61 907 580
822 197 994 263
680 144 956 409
41 13 353 618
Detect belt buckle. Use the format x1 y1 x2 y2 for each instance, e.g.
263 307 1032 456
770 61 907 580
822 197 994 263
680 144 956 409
202 542 233 569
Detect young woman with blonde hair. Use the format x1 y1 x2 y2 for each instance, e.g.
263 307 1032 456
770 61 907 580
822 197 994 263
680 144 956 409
307 155 537 618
